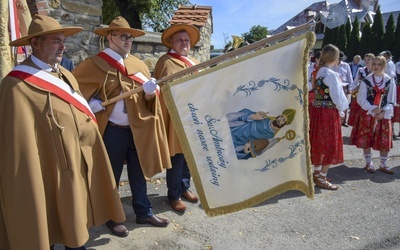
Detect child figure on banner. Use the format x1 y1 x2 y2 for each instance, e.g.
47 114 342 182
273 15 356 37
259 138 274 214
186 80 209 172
347 53 375 127
349 55 396 174
309 44 349 190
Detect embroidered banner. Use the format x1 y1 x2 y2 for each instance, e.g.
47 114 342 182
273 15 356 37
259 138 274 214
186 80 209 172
162 31 315 216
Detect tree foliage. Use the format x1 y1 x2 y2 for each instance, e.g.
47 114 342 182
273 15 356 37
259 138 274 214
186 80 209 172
102 0 191 31
393 14 400 61
330 27 339 46
241 25 269 42
358 23 372 57
370 6 384 54
336 24 347 54
381 13 395 54
347 16 360 59
322 6 399 61
345 18 351 44
322 27 333 48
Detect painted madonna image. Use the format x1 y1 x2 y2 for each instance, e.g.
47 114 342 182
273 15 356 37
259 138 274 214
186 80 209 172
226 108 296 159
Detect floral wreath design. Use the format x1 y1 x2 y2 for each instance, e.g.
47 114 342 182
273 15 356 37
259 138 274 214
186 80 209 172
233 77 305 171
256 139 304 172
233 77 304 105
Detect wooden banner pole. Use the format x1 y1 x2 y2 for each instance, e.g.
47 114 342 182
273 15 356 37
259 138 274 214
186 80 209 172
101 21 315 107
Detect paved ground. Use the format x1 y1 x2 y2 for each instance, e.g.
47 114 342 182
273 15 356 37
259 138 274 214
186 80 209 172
54 125 400 250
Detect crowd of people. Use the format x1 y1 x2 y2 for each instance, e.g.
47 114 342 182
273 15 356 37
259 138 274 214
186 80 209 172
308 45 399 191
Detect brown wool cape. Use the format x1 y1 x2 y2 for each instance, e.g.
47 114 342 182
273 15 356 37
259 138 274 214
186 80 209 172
72 53 172 178
0 57 126 249
154 53 200 156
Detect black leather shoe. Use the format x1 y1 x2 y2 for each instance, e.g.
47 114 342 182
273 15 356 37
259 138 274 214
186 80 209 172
106 220 129 237
136 215 169 227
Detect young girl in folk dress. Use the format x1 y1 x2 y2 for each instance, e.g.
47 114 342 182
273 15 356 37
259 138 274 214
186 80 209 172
348 53 375 127
310 44 349 190
350 55 396 174
391 75 400 139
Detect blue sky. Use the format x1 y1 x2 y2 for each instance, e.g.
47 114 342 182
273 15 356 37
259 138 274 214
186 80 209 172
193 0 400 49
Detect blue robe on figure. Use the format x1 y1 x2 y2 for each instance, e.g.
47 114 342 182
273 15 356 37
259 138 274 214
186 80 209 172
227 108 276 159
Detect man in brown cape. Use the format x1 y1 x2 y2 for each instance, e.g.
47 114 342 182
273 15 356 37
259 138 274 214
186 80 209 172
0 15 125 249
154 24 201 213
72 16 172 236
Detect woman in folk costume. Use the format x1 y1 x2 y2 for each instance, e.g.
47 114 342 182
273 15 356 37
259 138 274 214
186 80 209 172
347 53 375 127
391 67 400 139
0 15 125 249
153 24 201 213
72 16 172 236
308 51 321 115
350 55 396 174
309 44 349 190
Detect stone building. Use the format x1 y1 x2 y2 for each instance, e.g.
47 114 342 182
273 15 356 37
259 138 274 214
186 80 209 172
23 0 213 72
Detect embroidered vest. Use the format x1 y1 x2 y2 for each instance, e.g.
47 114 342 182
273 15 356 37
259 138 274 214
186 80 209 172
312 76 336 108
364 78 391 107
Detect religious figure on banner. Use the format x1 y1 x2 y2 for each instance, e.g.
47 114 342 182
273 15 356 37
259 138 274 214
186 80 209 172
226 108 296 159
242 129 297 159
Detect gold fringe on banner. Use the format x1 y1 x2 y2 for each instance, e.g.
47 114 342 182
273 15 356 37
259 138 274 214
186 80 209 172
303 31 316 197
162 30 316 216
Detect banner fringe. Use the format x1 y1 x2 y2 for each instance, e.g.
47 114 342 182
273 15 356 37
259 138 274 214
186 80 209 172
205 181 313 217
303 31 316 198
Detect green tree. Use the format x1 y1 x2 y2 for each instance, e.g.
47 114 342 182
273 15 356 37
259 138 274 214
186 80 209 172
330 27 339 46
322 27 333 48
347 16 360 60
359 23 372 57
370 6 384 54
381 13 395 55
345 18 352 45
393 14 400 61
102 0 191 31
336 24 347 55
241 25 269 42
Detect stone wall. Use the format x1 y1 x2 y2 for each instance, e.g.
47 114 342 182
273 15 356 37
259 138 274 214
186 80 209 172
25 0 212 73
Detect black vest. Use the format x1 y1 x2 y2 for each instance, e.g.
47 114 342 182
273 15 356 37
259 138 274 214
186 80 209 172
312 76 336 108
364 78 391 107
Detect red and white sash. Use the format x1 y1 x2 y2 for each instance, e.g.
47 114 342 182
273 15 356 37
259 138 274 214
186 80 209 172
98 48 160 95
8 65 96 122
167 51 197 67
98 49 149 84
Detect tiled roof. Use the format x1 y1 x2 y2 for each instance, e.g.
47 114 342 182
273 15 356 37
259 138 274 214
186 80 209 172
169 5 212 29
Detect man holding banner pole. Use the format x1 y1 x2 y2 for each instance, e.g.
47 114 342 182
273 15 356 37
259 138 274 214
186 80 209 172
72 16 172 236
0 15 126 249
153 24 201 213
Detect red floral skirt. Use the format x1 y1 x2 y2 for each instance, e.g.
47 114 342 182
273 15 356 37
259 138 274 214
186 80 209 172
348 110 392 151
392 85 400 122
309 106 343 165
347 96 361 126
308 91 315 116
